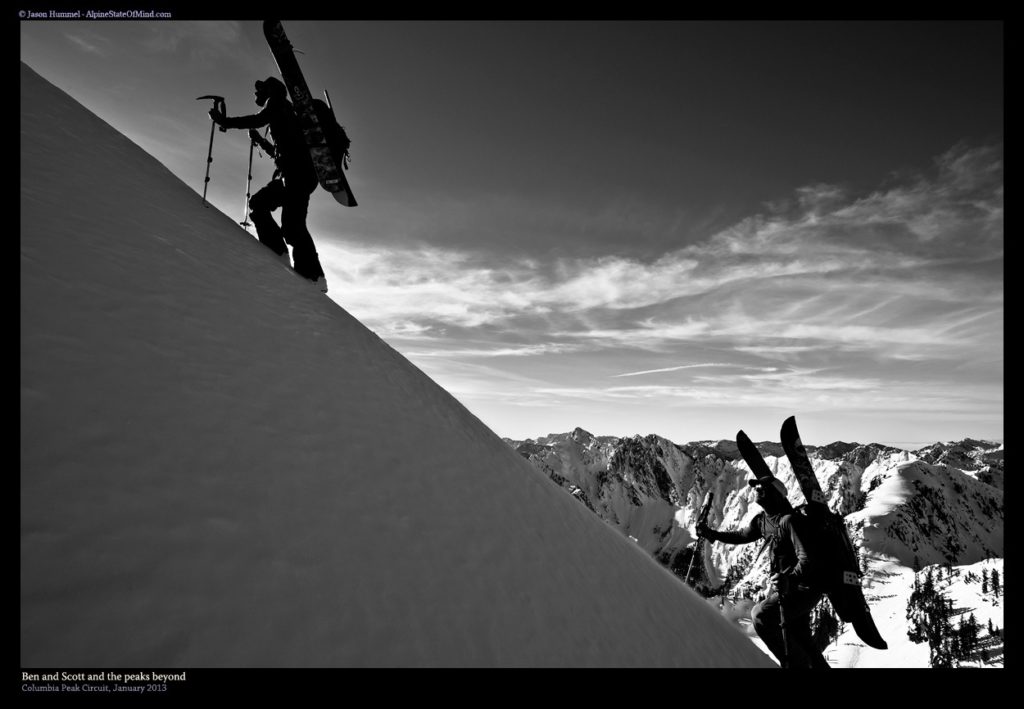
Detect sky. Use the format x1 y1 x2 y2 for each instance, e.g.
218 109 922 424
20 19 1004 446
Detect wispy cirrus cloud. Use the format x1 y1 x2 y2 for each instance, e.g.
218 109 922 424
138 22 247 70
323 143 1001 441
406 343 583 358
533 373 999 414
612 363 772 378
64 32 109 56
327 145 1001 361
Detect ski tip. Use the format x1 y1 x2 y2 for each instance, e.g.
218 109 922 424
332 191 357 207
736 429 749 443
781 415 797 433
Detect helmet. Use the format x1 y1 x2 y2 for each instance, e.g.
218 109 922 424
747 476 788 500
254 76 287 100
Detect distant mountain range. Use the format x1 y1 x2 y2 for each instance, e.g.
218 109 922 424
503 429 1004 667
504 428 1002 567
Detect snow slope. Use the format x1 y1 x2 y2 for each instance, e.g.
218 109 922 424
19 62 773 668
851 459 1003 568
829 557 1004 668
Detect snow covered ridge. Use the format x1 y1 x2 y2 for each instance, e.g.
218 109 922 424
21 63 778 668
505 429 1003 563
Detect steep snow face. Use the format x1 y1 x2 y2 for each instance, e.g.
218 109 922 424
20 63 773 668
851 460 1004 568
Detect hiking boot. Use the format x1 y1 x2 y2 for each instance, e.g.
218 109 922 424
313 276 328 293
278 250 291 267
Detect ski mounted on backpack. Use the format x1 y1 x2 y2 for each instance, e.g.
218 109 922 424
778 416 888 650
737 430 774 480
263 20 357 207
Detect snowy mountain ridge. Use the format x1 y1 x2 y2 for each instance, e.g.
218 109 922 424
505 428 1002 566
505 429 1004 667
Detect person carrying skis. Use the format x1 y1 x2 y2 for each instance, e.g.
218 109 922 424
696 476 830 669
208 76 328 292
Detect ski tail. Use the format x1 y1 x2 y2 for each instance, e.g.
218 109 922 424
829 583 888 648
780 415 825 505
736 430 774 480
851 611 889 650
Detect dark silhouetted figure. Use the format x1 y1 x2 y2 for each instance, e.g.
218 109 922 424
697 476 831 669
209 77 327 292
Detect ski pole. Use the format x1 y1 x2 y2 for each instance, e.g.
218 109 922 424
240 138 254 230
778 583 790 668
196 95 226 207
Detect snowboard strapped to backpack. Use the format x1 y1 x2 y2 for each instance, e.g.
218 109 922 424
311 96 351 171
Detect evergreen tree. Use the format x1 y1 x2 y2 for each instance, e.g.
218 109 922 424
923 567 935 596
812 598 840 652
991 568 1000 595
958 613 980 659
905 582 925 643
982 568 989 593
947 632 962 664
906 610 925 644
913 555 921 573
917 585 955 668
931 637 955 668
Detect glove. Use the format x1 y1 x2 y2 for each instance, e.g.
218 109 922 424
695 520 715 541
771 572 792 595
208 107 225 125
248 129 261 143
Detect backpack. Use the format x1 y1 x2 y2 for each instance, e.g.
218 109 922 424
755 504 866 623
311 97 351 171
758 504 861 596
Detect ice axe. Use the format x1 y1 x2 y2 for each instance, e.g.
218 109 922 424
196 95 227 206
686 491 714 587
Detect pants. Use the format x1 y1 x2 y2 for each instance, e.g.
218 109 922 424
751 587 831 669
248 175 324 281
